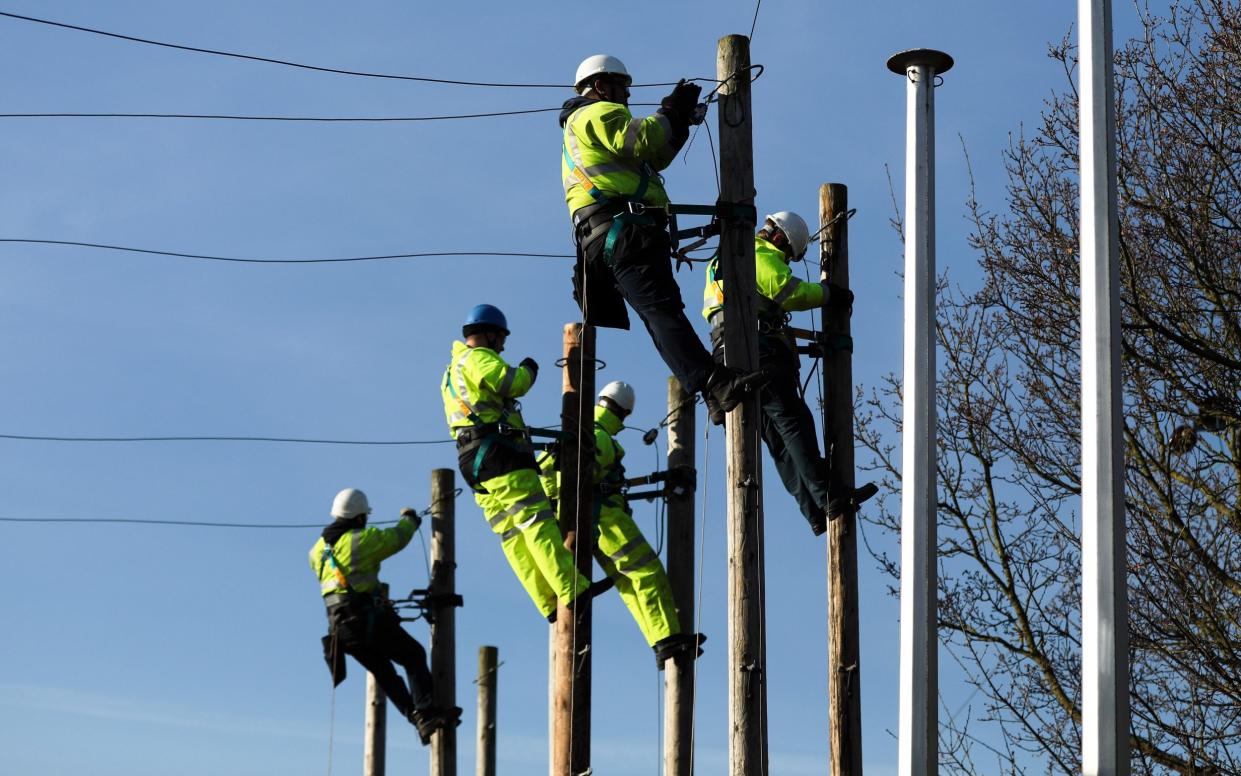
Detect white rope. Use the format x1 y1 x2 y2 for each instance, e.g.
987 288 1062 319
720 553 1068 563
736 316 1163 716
688 419 711 776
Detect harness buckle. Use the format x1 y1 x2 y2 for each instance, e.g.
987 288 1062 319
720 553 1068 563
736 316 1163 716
624 201 648 216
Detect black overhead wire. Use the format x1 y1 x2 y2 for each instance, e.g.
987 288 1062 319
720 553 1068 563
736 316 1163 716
0 103 662 124
0 433 453 445
0 11 701 89
0 515 406 528
0 239 573 263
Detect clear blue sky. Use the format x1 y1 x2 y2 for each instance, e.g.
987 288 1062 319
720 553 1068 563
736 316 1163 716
0 2 1141 774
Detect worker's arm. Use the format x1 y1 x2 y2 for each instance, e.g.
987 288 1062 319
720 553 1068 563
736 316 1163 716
593 427 617 483
352 515 417 567
756 244 824 312
579 103 680 172
474 349 535 399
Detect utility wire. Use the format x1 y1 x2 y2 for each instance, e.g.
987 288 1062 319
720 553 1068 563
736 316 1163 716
0 108 564 122
0 433 452 445
0 103 661 123
749 0 764 41
0 239 572 263
0 516 407 528
0 11 692 89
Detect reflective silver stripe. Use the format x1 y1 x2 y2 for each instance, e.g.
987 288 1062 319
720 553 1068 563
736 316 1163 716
505 494 549 519
771 276 802 306
516 509 555 531
582 161 629 177
488 512 508 528
499 510 554 541
449 410 469 424
621 118 643 158
619 550 659 571
608 536 647 562
320 579 340 593
498 366 517 396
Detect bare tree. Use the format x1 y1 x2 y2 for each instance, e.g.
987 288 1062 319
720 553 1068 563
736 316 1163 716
856 2 1241 773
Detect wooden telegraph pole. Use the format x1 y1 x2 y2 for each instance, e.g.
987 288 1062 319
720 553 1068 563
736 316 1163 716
365 588 388 776
476 646 498 776
663 377 696 776
429 469 458 776
820 184 864 776
552 322 596 776
716 33 768 776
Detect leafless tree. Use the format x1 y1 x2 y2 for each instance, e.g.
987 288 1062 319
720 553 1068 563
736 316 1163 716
856 2 1241 773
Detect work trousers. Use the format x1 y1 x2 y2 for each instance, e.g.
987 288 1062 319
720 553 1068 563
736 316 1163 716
594 502 681 646
331 603 432 718
474 466 590 617
757 337 830 525
582 221 715 394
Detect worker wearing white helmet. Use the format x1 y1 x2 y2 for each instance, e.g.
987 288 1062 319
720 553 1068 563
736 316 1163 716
703 212 872 535
560 54 768 428
538 381 706 667
309 488 459 744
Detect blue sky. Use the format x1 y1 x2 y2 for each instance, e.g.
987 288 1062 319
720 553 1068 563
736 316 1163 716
0 2 1142 774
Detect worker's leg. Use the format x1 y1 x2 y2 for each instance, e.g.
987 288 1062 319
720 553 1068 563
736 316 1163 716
474 486 558 617
759 343 829 525
595 224 715 393
593 504 681 646
343 633 416 716
366 609 434 708
481 467 590 611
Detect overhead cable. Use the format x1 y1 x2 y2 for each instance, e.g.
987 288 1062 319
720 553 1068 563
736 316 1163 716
0 433 453 445
0 11 695 89
0 239 573 264
0 515 406 528
0 102 660 124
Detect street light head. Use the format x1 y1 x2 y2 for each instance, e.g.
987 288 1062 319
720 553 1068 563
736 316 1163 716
886 48 954 76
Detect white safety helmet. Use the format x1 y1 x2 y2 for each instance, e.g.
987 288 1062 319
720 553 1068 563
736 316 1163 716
331 488 372 519
598 380 636 414
575 54 632 95
765 211 811 260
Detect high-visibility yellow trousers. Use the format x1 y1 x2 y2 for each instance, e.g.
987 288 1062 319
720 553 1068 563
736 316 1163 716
594 503 681 646
476 467 589 617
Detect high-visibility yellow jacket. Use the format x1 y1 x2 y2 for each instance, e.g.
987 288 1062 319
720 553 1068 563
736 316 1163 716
441 341 534 437
539 404 628 511
703 236 825 323
309 516 416 597
560 97 678 216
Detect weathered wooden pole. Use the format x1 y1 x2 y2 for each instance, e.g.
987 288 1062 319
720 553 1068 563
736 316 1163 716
1078 1 1130 773
717 33 768 776
552 322 596 776
430 469 458 775
820 184 863 776
365 619 388 776
476 646 498 776
663 377 697 776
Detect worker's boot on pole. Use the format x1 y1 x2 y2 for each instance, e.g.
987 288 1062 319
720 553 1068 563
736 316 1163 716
408 704 463 746
654 632 708 669
811 482 880 536
703 366 770 426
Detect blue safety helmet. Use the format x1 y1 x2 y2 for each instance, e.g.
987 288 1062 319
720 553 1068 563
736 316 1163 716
463 304 510 336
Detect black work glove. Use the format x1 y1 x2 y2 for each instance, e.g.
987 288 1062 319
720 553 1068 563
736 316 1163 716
519 357 539 381
658 79 702 145
399 507 424 531
822 282 855 310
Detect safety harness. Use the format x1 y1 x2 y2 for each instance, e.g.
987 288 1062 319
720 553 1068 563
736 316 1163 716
562 116 756 267
445 353 530 485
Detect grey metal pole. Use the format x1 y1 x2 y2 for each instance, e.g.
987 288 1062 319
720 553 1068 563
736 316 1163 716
1078 1 1130 773
887 47 952 776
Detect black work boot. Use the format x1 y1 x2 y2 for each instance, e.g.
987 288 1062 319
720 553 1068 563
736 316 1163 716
408 705 462 746
653 632 708 669
819 482 880 531
703 366 770 425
